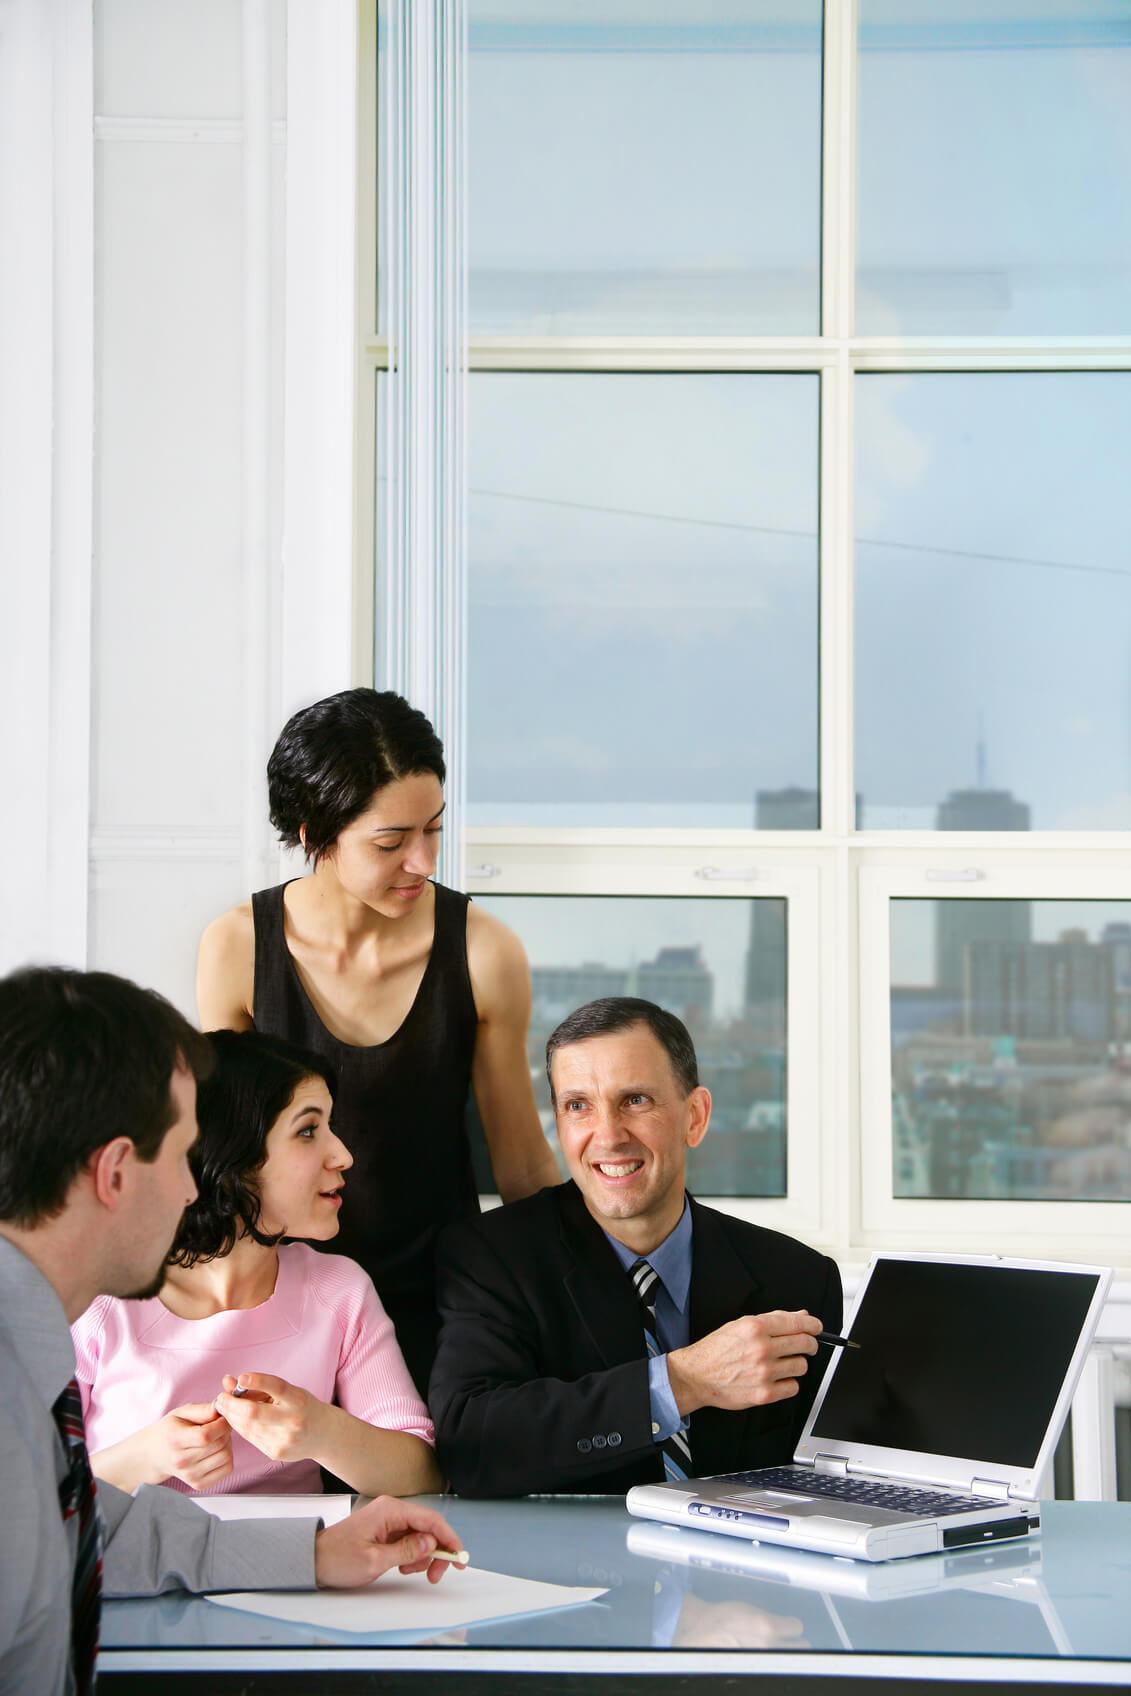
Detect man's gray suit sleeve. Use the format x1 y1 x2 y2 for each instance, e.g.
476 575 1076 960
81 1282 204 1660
99 1480 318 1596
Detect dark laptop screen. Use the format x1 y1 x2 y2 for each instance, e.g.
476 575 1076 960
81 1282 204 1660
809 1259 1101 1469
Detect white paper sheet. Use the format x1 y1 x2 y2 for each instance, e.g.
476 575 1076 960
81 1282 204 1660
192 1493 353 1526
206 1566 606 1634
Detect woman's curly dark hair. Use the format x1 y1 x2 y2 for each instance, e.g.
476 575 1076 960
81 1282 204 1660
169 1029 338 1268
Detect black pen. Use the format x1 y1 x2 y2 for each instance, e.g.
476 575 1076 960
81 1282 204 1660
817 1331 861 1350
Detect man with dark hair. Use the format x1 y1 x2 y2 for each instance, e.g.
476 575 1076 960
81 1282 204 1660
430 997 842 1498
0 967 461 1696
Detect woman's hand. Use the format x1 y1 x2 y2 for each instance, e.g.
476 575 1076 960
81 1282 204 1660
215 1372 328 1463
91 1402 233 1493
215 1371 441 1496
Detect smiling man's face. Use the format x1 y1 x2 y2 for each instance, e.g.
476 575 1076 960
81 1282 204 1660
551 1022 710 1254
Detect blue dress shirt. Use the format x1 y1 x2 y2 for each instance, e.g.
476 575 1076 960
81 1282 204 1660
602 1198 693 1443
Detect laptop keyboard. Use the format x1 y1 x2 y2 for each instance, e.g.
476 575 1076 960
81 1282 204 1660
720 1466 999 1517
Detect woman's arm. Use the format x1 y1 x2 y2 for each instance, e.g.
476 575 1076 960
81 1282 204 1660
216 1374 442 1496
196 903 256 1031
91 1403 234 1493
466 906 561 1201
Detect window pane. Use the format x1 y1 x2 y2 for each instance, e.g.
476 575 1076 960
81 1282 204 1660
857 3 1131 335
470 894 788 1197
469 2 822 334
892 899 1131 1199
468 373 819 827
855 373 1131 831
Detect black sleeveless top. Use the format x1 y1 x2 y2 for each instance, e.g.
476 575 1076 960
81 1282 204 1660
250 880 480 1391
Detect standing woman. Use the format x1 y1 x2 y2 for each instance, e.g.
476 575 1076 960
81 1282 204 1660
197 689 559 1393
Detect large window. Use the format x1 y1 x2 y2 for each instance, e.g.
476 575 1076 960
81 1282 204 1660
363 0 1131 1266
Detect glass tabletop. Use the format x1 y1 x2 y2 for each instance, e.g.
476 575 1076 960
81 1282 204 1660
101 1496 1131 1663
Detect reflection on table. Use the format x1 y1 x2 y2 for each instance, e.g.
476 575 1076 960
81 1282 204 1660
101 1495 1131 1664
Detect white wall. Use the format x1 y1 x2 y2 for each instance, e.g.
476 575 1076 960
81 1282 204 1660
1 0 358 1019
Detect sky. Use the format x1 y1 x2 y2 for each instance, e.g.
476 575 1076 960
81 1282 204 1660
464 17 1131 834
455 9 1131 995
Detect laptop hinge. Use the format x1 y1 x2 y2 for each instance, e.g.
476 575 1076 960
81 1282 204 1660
970 1477 1013 1501
812 1455 850 1476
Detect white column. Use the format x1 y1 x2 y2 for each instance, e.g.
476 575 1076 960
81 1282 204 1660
1071 1347 1118 1502
378 0 467 889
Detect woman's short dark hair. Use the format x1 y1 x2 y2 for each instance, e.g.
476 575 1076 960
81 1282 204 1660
267 688 446 861
545 997 700 1100
169 1029 338 1267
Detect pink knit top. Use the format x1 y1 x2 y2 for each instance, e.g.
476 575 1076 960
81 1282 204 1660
71 1243 434 1495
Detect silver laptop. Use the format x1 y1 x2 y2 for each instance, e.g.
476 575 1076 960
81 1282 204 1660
626 1251 1111 1563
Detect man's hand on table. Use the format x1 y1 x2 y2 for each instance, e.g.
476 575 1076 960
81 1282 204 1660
314 1495 465 1589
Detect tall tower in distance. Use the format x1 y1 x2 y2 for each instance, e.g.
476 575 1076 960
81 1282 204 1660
934 731 1031 995
936 719 1030 833
743 788 815 1010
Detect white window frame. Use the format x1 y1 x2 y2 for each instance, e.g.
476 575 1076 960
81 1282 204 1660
358 0 1131 1268
468 841 828 1244
860 854 1131 1263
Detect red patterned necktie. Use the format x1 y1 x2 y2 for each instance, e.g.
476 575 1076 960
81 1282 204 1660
52 1377 102 1695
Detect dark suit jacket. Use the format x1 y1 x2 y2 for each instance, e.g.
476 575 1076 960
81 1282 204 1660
429 1181 842 1498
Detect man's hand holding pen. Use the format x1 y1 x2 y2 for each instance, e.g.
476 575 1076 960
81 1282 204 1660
667 1310 825 1417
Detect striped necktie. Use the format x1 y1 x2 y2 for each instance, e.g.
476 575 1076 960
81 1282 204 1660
53 1377 102 1696
629 1257 692 1482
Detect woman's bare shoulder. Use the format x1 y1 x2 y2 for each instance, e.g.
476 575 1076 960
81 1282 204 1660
200 898 255 954
465 899 528 967
465 901 531 1013
197 900 255 1027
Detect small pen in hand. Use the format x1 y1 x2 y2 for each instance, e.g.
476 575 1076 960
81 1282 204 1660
817 1331 861 1350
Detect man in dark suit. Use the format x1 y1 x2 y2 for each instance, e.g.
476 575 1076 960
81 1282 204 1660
430 996 842 1497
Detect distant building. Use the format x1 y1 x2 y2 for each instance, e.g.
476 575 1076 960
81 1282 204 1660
531 945 716 1029
965 933 1115 1043
637 946 713 1025
530 962 627 1024
754 786 819 831
936 786 1030 832
933 786 1032 994
743 788 814 1012
744 899 786 1012
1102 923 1131 1043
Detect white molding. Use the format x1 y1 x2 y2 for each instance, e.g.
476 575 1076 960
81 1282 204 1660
90 832 242 864
48 0 94 967
467 826 1131 855
0 0 93 974
93 116 286 145
462 338 839 372
280 0 358 717
240 0 277 899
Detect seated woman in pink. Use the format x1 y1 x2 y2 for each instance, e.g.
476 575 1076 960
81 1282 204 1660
72 1028 440 1497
